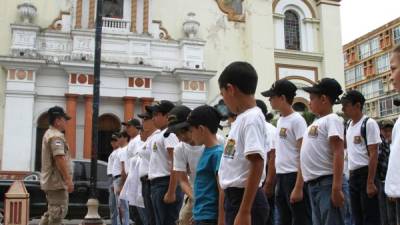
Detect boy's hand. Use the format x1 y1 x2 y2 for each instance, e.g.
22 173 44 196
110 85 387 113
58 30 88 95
163 191 176 204
290 186 303 203
366 182 378 198
331 188 345 208
234 211 251 225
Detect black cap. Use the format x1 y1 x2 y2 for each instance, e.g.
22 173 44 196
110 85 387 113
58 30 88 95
138 107 153 120
261 79 297 99
302 78 343 104
121 118 142 129
340 90 365 106
187 105 223 133
147 100 175 115
111 132 121 141
164 105 192 137
380 120 394 129
48 106 71 120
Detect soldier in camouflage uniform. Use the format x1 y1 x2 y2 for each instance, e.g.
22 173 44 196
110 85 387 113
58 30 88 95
39 106 74 225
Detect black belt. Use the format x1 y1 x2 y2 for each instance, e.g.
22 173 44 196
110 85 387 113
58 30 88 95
350 166 368 177
113 175 121 179
149 176 170 185
306 175 333 186
140 175 149 182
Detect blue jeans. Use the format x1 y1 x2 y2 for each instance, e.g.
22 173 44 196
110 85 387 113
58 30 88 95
224 187 269 225
307 175 345 225
342 178 354 225
349 167 380 225
141 177 156 225
137 207 148 225
113 178 130 225
150 176 184 225
275 173 312 225
109 181 120 225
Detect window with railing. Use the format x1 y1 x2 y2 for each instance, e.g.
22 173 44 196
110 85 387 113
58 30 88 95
394 26 400 45
380 95 400 117
358 42 371 60
376 53 391 74
359 79 383 99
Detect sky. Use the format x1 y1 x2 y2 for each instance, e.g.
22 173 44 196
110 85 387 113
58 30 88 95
340 0 400 44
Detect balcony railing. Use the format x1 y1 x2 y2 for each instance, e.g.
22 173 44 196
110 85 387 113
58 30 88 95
102 17 130 33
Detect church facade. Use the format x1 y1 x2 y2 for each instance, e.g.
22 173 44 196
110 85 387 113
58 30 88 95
0 0 344 171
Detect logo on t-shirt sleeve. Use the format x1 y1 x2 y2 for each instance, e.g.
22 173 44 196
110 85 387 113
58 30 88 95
308 126 318 138
223 139 236 159
152 142 158 152
279 128 288 139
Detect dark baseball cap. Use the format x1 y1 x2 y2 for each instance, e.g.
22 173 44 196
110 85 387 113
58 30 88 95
164 105 192 137
302 78 343 104
147 100 175 115
111 132 121 141
48 106 71 120
380 120 394 129
187 105 222 134
340 90 365 106
138 107 153 120
261 79 297 99
121 118 142 129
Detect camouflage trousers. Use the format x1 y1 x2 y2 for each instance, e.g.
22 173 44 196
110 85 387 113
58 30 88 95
39 189 68 225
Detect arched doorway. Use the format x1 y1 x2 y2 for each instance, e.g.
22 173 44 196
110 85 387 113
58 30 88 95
35 113 49 171
98 114 121 162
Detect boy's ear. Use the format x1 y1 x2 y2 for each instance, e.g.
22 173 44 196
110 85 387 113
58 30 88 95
225 83 235 96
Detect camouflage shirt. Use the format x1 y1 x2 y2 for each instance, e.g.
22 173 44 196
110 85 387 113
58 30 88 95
40 126 72 191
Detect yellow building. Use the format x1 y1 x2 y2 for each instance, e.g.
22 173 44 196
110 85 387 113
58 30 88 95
0 0 344 171
343 17 400 121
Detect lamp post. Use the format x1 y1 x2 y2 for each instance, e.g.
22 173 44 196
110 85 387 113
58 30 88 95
81 0 104 224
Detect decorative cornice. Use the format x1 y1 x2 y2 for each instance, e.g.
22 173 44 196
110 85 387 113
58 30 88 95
173 68 217 81
315 0 341 7
274 49 323 62
0 56 45 70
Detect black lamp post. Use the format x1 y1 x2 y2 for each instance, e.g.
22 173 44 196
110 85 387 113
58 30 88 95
81 0 104 224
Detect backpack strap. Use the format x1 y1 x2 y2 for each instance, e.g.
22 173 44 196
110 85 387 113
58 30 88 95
360 117 370 151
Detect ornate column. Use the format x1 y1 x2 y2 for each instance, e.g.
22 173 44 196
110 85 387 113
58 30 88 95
75 0 83 28
140 97 154 112
143 0 149 33
88 0 96 29
65 94 79 158
123 97 136 121
83 95 93 159
130 0 137 32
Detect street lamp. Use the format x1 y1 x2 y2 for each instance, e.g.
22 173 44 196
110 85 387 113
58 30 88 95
81 0 104 224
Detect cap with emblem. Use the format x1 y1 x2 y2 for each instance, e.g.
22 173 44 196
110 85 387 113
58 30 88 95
48 106 71 121
302 78 343 104
147 100 175 115
121 118 142 129
261 79 297 100
164 105 192 137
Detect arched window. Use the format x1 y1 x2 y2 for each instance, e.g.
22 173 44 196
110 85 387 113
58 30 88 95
284 10 300 50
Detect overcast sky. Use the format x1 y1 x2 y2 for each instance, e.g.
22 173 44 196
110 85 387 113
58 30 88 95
340 0 400 44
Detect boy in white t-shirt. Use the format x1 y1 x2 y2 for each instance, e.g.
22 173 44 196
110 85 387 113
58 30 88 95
218 62 269 225
385 44 400 224
341 90 381 225
300 78 346 225
164 105 203 225
147 100 183 225
262 79 312 225
116 130 130 225
108 133 121 225
137 107 160 225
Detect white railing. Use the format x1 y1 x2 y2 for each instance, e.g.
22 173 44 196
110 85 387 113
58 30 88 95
102 17 130 33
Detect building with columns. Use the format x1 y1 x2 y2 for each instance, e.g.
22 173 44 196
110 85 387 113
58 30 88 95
0 0 344 171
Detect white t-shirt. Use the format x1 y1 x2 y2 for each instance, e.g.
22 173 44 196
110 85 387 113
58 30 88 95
107 149 118 175
217 133 226 147
219 106 268 189
275 112 307 174
138 129 161 178
126 135 143 160
173 142 204 185
265 121 277 153
300 113 344 182
112 148 123 177
385 116 400 197
118 145 129 173
148 129 179 180
346 116 381 170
